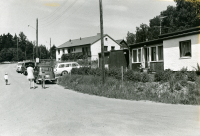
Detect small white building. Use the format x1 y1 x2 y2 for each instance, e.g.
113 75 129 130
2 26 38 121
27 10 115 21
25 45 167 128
129 26 200 71
56 33 120 61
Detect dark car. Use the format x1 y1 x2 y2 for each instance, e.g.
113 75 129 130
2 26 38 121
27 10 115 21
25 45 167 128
33 64 56 84
21 61 35 75
16 62 23 73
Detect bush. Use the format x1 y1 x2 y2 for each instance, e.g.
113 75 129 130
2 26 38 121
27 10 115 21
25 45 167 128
141 73 150 83
108 67 121 80
124 70 141 82
174 71 185 81
154 69 173 82
187 71 197 82
58 74 200 105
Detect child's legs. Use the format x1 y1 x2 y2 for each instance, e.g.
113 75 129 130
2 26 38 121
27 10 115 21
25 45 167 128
5 79 8 84
43 80 45 88
41 80 44 88
30 79 34 87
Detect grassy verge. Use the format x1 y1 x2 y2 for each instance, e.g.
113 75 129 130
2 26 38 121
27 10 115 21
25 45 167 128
58 74 200 105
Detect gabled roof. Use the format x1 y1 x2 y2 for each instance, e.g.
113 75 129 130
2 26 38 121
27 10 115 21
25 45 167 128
57 34 119 49
116 39 124 44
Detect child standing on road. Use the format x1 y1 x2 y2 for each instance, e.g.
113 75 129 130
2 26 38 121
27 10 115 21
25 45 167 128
4 73 8 85
41 71 46 89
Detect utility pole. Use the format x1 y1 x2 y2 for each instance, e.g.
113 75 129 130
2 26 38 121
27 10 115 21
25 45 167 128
17 38 18 61
33 43 34 61
49 38 51 59
99 0 105 84
159 16 167 35
36 18 38 58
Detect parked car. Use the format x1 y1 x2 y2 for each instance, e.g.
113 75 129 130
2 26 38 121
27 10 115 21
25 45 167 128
34 64 56 84
21 61 35 75
54 62 81 76
16 62 23 73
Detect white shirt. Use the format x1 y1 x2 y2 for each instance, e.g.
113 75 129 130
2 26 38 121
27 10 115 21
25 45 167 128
4 75 8 80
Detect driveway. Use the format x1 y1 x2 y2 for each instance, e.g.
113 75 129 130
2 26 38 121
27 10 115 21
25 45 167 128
0 64 200 136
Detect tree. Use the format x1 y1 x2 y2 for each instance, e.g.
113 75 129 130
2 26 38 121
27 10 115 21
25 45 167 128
18 32 27 59
126 31 136 44
135 23 149 43
50 45 56 59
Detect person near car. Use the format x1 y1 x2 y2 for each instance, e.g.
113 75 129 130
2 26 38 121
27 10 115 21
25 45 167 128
4 73 8 85
27 64 35 89
41 71 46 89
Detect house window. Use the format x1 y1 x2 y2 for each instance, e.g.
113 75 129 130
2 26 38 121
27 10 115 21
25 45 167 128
105 38 108 41
58 49 60 55
151 47 156 61
179 40 191 57
68 49 71 53
111 46 115 51
138 49 141 62
63 49 65 54
158 46 163 60
104 46 108 51
74 48 76 52
132 50 137 62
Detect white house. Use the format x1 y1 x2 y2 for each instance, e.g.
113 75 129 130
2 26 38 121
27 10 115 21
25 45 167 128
129 26 200 71
56 33 121 61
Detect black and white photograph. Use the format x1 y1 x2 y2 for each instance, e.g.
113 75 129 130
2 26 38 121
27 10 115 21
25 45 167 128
0 0 200 135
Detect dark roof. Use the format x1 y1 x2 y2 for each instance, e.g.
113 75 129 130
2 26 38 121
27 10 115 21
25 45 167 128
57 34 119 49
129 39 162 48
159 26 200 39
116 39 124 44
129 26 200 48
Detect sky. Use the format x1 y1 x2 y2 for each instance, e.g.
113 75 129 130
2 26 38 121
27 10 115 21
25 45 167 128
0 0 176 49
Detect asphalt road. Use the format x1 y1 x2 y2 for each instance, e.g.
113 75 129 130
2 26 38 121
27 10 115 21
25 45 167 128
0 64 200 136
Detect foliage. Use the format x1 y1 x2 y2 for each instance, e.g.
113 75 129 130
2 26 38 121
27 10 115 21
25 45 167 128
126 31 136 44
58 74 200 105
154 69 173 82
187 71 197 82
193 63 200 75
0 32 51 62
126 0 200 43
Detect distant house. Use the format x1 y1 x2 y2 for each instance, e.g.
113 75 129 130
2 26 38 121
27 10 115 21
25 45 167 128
56 33 121 61
129 26 200 71
116 39 128 49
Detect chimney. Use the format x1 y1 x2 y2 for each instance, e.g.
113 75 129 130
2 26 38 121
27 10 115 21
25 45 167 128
80 37 81 40
69 39 71 42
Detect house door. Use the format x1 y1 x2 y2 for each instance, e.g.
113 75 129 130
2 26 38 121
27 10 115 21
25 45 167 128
144 48 149 68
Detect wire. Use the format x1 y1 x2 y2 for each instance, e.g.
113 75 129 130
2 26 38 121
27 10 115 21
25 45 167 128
52 0 88 27
39 0 78 27
39 0 69 22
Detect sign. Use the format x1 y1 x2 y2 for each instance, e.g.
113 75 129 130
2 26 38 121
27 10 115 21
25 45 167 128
36 58 39 63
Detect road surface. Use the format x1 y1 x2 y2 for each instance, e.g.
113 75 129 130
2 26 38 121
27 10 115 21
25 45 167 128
0 63 200 136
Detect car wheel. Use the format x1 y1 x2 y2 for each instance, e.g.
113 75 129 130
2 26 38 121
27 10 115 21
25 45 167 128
61 71 68 76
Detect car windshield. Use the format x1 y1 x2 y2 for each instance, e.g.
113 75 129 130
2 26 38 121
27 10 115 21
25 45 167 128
40 67 52 71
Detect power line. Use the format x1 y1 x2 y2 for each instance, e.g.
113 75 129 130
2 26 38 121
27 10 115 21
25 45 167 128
39 0 69 22
52 0 88 27
39 0 78 27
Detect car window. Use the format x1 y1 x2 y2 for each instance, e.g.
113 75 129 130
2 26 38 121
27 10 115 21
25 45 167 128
65 64 71 67
41 67 52 71
72 63 77 67
59 64 65 68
